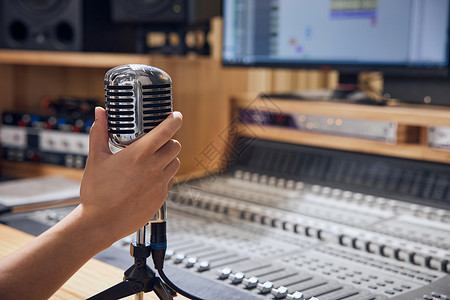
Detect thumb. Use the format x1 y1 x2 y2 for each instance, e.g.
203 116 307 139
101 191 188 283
88 107 111 156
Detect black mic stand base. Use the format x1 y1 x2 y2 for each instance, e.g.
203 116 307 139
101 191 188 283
87 241 173 300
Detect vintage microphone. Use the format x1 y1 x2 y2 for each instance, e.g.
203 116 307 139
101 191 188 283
88 64 202 300
105 63 171 229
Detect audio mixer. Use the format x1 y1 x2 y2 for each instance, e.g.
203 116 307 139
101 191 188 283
1 137 450 300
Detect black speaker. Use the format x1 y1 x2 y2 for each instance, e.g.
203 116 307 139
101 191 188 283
0 0 136 52
110 0 221 25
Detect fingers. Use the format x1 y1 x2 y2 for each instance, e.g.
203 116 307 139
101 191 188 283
153 139 181 167
88 107 112 157
135 112 183 154
165 157 181 176
167 178 175 191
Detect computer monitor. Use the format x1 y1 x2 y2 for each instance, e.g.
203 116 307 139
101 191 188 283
222 0 450 105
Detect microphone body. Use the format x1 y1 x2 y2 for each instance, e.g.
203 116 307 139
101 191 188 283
104 64 173 223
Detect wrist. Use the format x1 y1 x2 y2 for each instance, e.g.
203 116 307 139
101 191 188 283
59 205 115 254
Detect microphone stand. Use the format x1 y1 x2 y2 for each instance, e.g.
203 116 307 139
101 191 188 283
87 205 172 300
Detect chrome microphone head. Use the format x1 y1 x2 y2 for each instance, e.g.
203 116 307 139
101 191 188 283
104 64 173 148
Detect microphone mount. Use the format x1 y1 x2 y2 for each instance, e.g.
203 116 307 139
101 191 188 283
87 222 174 300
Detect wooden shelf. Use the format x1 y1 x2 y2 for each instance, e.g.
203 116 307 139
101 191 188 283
233 93 450 126
232 94 450 164
0 49 214 68
0 49 154 68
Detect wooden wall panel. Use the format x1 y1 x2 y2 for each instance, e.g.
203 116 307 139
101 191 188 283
0 65 15 112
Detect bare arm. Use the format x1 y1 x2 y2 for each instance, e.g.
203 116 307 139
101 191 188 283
0 107 182 300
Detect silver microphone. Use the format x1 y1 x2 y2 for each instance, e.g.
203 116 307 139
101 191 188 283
104 64 173 224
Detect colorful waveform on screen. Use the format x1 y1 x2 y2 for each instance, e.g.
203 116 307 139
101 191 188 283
330 0 378 20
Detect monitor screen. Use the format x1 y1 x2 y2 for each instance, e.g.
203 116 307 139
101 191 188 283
223 0 450 77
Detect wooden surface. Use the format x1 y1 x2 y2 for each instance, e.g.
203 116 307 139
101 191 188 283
232 94 450 164
1 161 84 181
0 224 167 299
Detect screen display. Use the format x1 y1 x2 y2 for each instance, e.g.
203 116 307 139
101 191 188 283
223 0 450 74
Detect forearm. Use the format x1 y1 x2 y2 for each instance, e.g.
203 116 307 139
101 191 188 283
0 205 112 300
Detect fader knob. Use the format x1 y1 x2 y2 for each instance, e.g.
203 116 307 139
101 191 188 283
243 276 258 288
229 272 245 284
185 257 197 268
271 286 288 299
174 253 185 264
257 281 274 294
196 260 210 272
217 267 232 279
321 187 332 196
165 249 175 260
287 291 304 300
311 185 321 194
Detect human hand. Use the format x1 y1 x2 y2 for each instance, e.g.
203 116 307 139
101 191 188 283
78 107 182 247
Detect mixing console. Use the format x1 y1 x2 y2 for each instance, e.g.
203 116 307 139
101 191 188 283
2 137 449 300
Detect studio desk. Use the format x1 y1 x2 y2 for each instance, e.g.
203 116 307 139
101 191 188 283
1 95 450 300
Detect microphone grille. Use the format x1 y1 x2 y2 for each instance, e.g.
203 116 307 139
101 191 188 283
142 83 172 133
104 64 173 147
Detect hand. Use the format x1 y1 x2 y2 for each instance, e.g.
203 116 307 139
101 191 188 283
78 107 182 247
